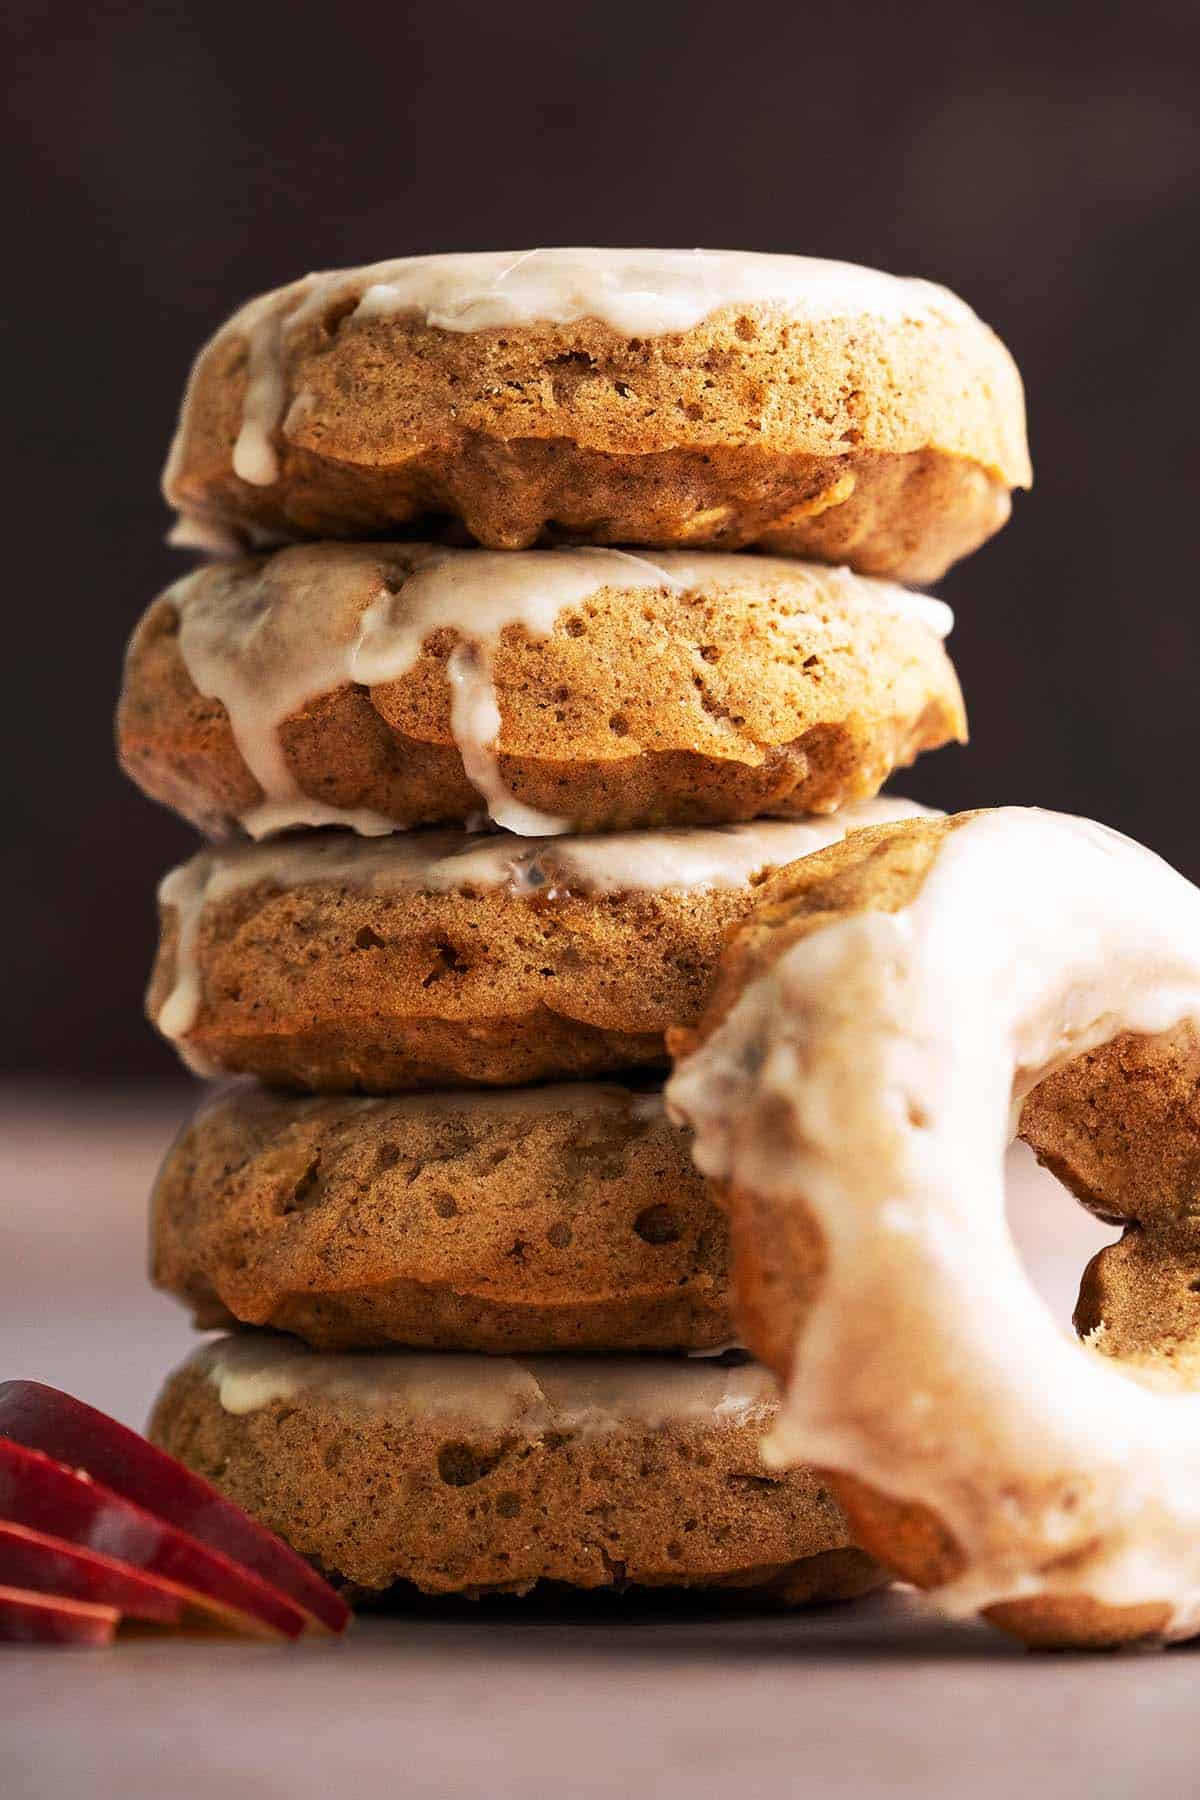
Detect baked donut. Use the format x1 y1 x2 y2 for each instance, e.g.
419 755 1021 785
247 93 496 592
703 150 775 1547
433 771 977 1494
667 807 1200 1648
148 800 932 1089
152 1079 733 1354
149 1334 883 1603
162 248 1029 582
118 541 963 839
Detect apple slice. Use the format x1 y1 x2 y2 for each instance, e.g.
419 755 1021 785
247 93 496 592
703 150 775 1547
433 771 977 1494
0 1583 118 1646
0 1521 182 1624
0 1439 306 1639
0 1382 348 1635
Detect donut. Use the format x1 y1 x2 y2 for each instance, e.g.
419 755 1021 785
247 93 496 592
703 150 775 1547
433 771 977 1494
152 1079 734 1354
148 801 932 1089
162 248 1029 581
666 807 1200 1647
118 541 963 839
149 1334 883 1603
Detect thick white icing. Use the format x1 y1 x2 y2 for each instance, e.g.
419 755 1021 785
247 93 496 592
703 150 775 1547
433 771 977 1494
153 799 935 1048
164 543 951 839
196 1334 777 1435
344 247 976 336
667 807 1200 1638
183 249 976 491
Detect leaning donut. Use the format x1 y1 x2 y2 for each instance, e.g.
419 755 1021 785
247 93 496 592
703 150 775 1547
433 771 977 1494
667 807 1200 1648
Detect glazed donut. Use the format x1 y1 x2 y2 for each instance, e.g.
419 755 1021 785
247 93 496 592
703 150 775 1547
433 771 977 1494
146 801 932 1090
118 540 961 840
162 248 1028 581
150 1335 883 1603
666 807 1200 1648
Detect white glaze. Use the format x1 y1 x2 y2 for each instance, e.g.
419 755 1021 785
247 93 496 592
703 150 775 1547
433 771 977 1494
172 550 384 834
152 798 935 1048
165 515 245 557
164 542 951 839
196 1334 777 1435
344 247 975 336
352 545 692 834
667 807 1200 1638
231 301 288 486
178 248 977 492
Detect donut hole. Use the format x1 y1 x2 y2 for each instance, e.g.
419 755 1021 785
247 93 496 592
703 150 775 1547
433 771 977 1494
1005 1142 1120 1332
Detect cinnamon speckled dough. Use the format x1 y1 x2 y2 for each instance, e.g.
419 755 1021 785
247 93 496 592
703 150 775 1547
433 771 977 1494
118 542 965 837
153 1081 734 1353
147 807 932 1090
150 1337 883 1601
163 250 1029 581
669 813 1195 1648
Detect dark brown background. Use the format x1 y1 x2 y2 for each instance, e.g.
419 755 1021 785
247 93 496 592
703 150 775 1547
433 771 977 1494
5 0 1198 1074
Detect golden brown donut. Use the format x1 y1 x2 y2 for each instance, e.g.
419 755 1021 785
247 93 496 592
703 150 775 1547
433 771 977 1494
162 249 1029 581
150 1334 883 1602
152 1080 734 1354
118 541 964 838
147 803 932 1090
667 807 1200 1649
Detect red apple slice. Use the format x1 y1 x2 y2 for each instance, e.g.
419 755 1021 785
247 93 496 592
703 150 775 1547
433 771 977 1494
0 1439 306 1639
0 1521 182 1624
0 1583 118 1646
0 1382 348 1635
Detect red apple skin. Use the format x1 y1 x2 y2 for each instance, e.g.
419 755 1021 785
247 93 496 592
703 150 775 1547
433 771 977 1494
0 1522 182 1624
0 1439 306 1639
0 1583 118 1647
0 1382 348 1635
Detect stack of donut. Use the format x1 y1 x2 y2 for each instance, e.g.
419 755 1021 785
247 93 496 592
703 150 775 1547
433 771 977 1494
118 249 1034 1613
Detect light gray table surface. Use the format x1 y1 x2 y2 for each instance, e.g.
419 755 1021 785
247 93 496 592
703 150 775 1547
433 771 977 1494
2 1083 1195 1800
